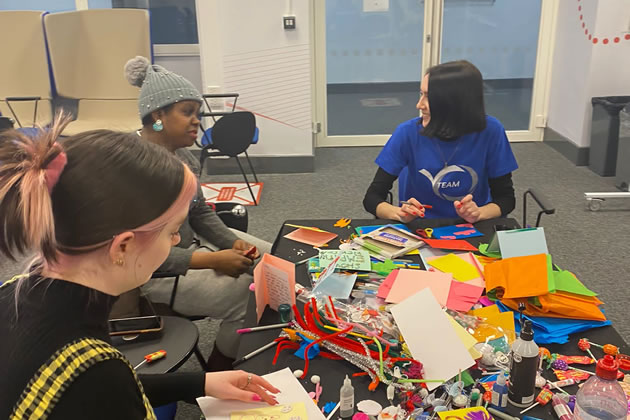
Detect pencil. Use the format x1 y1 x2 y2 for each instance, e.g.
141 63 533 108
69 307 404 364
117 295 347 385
232 340 277 367
236 323 290 334
285 223 327 232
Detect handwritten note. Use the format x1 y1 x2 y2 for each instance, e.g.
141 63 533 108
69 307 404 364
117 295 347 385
253 254 296 322
318 250 371 271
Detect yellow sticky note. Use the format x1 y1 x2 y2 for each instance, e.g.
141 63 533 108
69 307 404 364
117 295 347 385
429 253 480 281
447 315 482 359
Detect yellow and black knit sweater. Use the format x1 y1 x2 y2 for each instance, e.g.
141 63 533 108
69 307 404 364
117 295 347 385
0 274 204 419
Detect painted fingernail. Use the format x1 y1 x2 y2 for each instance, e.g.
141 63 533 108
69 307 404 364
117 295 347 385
457 204 463 209
252 394 261 402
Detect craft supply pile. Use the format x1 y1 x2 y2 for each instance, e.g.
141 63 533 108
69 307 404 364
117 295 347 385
205 220 630 420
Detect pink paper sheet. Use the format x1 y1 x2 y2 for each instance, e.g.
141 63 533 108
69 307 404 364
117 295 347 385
284 228 337 247
446 281 484 312
377 269 399 299
385 269 453 306
253 254 296 322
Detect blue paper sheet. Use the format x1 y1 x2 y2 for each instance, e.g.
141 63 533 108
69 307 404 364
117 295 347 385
355 223 411 236
431 224 484 240
497 302 611 344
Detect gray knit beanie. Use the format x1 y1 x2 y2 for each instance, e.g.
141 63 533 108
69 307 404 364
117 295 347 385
124 56 202 120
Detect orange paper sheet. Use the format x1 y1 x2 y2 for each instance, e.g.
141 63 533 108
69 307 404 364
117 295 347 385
469 305 516 343
484 253 549 298
502 292 606 321
385 269 452 306
284 227 337 247
253 254 296 322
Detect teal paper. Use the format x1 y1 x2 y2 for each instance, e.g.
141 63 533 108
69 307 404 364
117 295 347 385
495 227 548 259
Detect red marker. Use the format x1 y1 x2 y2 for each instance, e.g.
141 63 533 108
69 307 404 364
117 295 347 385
245 246 257 258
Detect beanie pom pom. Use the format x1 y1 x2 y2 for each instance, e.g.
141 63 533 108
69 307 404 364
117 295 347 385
124 56 151 87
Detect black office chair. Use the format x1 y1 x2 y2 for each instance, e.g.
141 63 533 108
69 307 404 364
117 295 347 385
522 188 555 227
197 99 259 206
0 116 15 131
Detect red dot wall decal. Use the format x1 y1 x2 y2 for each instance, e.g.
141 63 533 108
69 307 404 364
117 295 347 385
576 0 629 46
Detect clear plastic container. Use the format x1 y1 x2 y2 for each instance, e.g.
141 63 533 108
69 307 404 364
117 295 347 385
574 355 627 420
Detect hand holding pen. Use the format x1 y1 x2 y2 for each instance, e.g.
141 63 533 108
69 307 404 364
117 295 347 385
398 198 432 222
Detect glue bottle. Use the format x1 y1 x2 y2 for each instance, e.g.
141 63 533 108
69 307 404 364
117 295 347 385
491 372 508 410
339 374 355 418
507 320 539 407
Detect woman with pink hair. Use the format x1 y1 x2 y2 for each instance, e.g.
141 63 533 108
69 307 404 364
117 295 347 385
0 115 279 419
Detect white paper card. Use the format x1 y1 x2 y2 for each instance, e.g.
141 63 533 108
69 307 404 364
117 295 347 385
197 367 326 420
390 288 475 390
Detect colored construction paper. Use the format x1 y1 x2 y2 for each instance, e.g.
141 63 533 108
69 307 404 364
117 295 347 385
427 252 485 288
421 237 478 251
553 269 597 296
488 227 548 259
478 243 502 258
437 407 492 420
355 223 411 235
385 269 452 306
377 269 399 299
501 292 606 321
318 249 371 271
284 227 337 247
431 223 484 240
418 247 449 270
198 367 326 420
428 253 480 281
484 253 550 298
446 281 484 312
469 305 516 343
391 288 475 391
498 302 612 344
253 254 296 323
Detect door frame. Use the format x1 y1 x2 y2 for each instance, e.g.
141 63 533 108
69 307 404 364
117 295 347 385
313 0 558 147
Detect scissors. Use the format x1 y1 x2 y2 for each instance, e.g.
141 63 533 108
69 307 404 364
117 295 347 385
415 228 433 239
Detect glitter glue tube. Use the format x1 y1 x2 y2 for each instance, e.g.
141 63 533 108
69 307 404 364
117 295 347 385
551 394 572 420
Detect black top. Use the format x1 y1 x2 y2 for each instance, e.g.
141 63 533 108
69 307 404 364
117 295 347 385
0 274 205 419
363 167 516 216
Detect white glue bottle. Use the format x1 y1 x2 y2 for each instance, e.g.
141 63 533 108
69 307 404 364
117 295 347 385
507 320 540 407
339 375 355 418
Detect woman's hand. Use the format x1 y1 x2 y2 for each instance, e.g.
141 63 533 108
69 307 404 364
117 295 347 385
397 198 426 222
454 194 481 223
233 239 260 260
204 370 280 405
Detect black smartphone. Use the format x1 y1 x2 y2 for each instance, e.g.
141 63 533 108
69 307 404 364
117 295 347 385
108 315 163 336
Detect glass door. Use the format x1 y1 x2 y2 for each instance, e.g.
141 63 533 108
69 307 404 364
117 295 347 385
314 0 556 146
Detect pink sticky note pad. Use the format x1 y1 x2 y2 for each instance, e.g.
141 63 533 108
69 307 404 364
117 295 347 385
377 270 399 299
253 254 296 323
284 228 338 247
385 269 453 306
421 238 478 251
446 281 484 312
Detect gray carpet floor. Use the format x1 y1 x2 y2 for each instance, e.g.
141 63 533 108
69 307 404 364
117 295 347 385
1 142 628 419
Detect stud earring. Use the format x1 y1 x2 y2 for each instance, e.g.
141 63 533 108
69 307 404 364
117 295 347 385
114 258 125 266
152 119 163 132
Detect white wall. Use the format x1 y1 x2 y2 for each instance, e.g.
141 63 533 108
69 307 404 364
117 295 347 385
547 0 630 148
196 0 313 158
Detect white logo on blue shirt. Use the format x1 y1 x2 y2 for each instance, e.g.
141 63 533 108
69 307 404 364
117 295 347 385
419 165 478 201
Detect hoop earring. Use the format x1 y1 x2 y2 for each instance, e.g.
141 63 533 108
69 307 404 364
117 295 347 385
114 258 125 267
152 119 163 132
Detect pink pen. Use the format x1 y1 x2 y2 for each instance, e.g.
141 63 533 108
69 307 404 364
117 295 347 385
551 395 572 420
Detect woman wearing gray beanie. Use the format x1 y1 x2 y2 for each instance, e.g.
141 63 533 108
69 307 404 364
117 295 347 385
125 56 272 370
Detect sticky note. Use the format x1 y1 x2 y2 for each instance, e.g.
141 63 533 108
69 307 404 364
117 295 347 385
428 253 480 281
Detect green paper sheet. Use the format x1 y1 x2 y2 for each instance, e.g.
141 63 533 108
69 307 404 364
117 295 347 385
553 269 598 296
546 254 555 293
318 249 371 271
478 243 502 259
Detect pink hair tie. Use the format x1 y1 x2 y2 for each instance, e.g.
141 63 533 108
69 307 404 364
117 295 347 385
44 151 67 193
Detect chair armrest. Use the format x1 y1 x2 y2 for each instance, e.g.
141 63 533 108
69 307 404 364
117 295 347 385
202 93 239 99
523 188 555 227
5 96 42 102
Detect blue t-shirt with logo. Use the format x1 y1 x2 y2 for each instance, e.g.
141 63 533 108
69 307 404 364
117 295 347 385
375 115 518 219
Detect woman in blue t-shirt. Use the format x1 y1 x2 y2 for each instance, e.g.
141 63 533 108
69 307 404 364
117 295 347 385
363 60 518 223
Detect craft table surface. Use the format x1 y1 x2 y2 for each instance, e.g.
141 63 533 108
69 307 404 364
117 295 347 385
236 218 630 419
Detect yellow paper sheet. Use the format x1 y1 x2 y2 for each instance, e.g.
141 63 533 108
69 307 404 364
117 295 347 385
447 315 482 359
230 402 307 420
428 253 480 282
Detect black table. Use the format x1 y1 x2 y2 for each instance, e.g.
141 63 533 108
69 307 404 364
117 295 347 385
237 218 630 419
112 315 199 374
